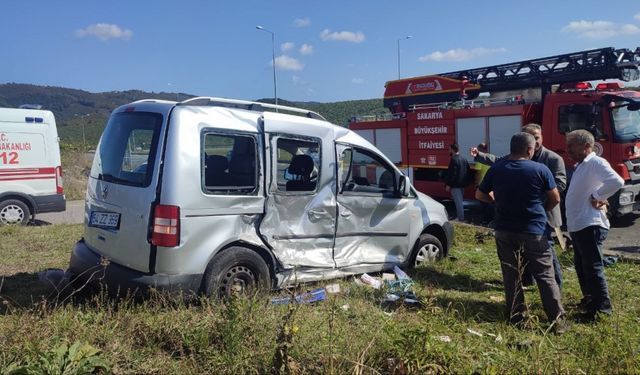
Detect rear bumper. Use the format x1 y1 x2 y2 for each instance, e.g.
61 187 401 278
68 239 202 295
33 193 66 214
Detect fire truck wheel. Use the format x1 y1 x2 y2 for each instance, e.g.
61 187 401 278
0 199 31 226
411 234 444 268
201 247 271 299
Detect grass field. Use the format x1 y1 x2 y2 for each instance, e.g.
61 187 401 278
1 224 639 374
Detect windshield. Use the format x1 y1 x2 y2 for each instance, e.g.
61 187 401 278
90 111 163 187
611 100 640 143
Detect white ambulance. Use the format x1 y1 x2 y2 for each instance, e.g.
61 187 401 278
0 108 65 225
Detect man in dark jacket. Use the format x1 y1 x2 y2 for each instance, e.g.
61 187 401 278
445 143 470 221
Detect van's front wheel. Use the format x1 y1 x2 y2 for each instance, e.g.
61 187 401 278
202 247 271 299
410 234 444 268
0 199 31 226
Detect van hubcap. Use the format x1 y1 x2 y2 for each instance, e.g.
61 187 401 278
0 205 25 225
414 244 440 266
220 265 256 297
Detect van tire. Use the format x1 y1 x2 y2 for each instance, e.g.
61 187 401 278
202 247 271 299
410 234 444 268
0 199 31 226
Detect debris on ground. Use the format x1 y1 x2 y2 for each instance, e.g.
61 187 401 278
466 328 483 337
359 273 383 289
271 288 327 305
603 256 619 267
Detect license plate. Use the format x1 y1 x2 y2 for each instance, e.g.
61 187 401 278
89 211 121 229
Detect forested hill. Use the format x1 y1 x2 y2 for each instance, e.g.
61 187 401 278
0 83 386 146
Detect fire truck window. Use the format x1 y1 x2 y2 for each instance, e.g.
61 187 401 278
558 104 603 136
341 148 396 195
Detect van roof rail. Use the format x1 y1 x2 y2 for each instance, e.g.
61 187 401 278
177 96 327 121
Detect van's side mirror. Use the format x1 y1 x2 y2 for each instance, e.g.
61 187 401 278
399 175 411 197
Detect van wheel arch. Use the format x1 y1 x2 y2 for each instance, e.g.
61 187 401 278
201 244 274 299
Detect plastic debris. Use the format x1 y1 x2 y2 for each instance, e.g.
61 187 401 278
360 273 382 289
271 288 326 305
466 328 483 337
340 304 350 311
382 273 396 282
324 283 341 294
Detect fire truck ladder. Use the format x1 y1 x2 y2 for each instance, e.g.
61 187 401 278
439 47 640 94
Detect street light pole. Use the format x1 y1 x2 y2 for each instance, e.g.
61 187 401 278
397 35 412 79
74 113 89 151
256 25 278 109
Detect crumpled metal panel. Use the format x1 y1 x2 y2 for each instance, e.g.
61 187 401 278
334 195 411 267
260 183 337 268
155 213 264 275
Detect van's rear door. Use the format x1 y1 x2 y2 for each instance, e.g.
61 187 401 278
84 110 165 273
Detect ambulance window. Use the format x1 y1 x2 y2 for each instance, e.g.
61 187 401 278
558 104 603 137
90 112 162 187
340 147 396 196
202 133 257 194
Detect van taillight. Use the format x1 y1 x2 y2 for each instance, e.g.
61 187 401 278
55 166 64 194
151 204 180 247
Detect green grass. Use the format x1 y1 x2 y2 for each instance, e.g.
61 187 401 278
1 224 639 374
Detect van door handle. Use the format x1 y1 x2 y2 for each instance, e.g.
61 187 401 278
339 210 352 218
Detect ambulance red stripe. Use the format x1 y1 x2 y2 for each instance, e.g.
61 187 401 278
0 167 56 180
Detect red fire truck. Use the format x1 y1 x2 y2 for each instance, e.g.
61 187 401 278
349 47 640 216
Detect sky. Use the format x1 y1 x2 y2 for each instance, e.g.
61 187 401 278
2 0 640 103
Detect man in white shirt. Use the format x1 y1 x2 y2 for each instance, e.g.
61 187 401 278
565 130 624 321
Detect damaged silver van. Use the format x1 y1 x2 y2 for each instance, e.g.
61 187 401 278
68 97 453 297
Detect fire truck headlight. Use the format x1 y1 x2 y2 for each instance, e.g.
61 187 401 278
619 191 633 205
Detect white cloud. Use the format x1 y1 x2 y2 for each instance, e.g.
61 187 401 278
320 29 365 43
635 13 640 21
75 23 133 41
274 55 304 71
351 78 365 84
299 44 314 55
621 24 640 35
293 17 311 28
280 42 295 52
561 20 640 39
418 47 506 62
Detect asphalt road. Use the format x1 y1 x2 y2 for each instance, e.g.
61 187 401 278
33 199 640 259
443 200 640 260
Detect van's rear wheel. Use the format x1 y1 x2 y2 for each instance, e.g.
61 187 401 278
202 247 270 299
0 199 30 226
410 234 444 268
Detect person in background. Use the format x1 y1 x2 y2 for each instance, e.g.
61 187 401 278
445 143 470 221
471 142 494 223
476 132 565 331
565 129 624 321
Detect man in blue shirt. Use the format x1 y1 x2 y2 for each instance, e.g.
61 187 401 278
476 132 564 330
